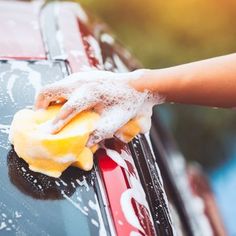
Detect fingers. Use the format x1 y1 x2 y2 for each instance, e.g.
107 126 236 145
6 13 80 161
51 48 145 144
51 106 78 134
51 84 99 134
87 106 132 147
34 93 51 110
34 70 123 110
35 84 70 110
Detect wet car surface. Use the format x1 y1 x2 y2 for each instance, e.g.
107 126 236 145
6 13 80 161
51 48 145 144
0 1 226 236
0 2 172 235
0 61 109 235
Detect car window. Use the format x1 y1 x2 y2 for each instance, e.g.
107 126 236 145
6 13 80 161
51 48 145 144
0 60 110 236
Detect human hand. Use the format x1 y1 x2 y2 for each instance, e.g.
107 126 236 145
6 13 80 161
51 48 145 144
35 70 161 146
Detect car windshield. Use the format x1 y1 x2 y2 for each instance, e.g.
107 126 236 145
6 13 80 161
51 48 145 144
0 60 110 236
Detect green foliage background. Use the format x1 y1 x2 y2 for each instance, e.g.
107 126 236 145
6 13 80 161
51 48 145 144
80 0 236 68
64 0 236 170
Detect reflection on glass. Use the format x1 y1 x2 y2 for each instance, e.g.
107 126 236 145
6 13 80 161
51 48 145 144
7 147 95 200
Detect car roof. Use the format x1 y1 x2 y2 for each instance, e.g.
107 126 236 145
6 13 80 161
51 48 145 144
0 1 45 60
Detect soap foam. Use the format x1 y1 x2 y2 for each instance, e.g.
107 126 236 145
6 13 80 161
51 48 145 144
105 148 128 170
86 80 159 144
105 147 153 234
37 120 54 134
36 70 163 144
56 154 77 163
120 175 149 234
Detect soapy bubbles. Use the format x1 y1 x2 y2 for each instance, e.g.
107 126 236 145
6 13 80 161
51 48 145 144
35 70 161 146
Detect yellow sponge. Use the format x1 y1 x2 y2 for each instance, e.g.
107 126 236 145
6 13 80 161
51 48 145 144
10 105 142 178
10 105 99 177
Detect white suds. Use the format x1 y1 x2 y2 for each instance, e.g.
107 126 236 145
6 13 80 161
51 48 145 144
57 154 76 163
11 61 42 96
105 147 152 234
0 124 10 135
86 36 103 66
120 175 149 234
0 222 6 230
6 74 17 103
88 198 107 236
61 190 88 216
105 148 128 171
75 4 88 23
100 33 114 45
130 232 142 236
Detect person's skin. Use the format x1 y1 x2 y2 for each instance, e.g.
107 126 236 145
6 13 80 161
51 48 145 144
131 53 236 107
35 53 236 146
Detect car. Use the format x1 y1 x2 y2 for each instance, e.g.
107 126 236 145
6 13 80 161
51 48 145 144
0 1 226 235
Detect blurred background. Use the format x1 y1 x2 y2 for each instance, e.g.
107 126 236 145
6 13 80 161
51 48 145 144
75 0 236 234
77 0 236 167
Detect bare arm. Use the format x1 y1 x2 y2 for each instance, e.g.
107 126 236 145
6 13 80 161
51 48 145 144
35 53 236 145
131 53 236 108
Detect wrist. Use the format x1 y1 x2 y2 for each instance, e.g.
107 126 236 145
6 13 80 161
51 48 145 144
128 69 152 92
129 67 185 103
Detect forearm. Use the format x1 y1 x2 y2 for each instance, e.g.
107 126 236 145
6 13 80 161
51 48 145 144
131 53 236 108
